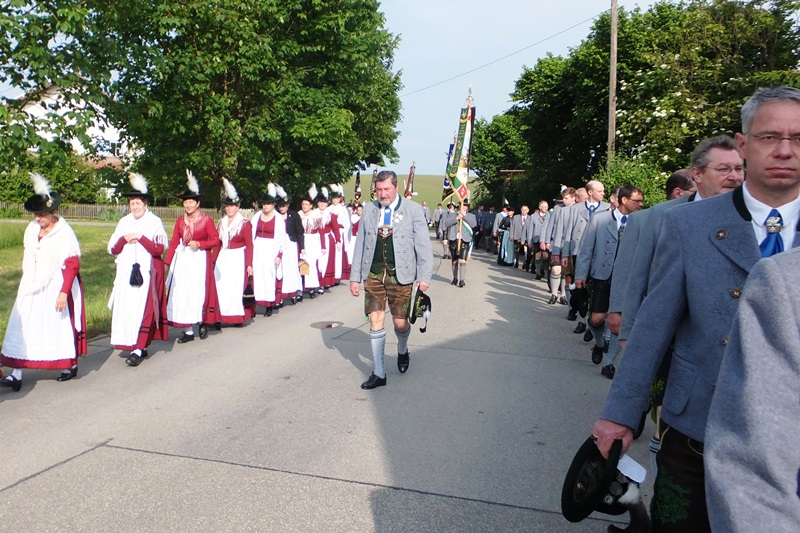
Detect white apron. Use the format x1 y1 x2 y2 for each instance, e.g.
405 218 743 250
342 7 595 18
214 246 246 316
167 245 207 324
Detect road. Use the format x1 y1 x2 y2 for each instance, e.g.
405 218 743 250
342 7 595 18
0 237 653 532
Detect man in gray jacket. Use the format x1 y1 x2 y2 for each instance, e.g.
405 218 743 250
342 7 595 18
592 86 800 531
350 170 433 390
441 200 478 287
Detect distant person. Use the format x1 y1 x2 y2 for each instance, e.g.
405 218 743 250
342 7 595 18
108 173 169 367
1 173 87 390
350 170 432 390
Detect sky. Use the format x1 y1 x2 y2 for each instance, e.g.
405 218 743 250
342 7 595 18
379 0 649 174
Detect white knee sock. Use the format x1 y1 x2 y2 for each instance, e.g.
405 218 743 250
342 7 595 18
369 328 386 378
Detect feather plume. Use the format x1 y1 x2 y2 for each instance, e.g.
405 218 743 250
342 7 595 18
128 172 148 194
276 185 287 199
560 184 567 193
267 182 277 198
321 186 329 199
186 169 200 194
308 184 318 200
29 172 52 197
222 177 238 201
333 184 342 195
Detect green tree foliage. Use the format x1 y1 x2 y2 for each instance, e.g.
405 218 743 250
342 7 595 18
470 112 529 207
1 0 401 206
484 0 800 205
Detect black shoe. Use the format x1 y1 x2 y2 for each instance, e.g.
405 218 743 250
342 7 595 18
57 366 78 382
264 306 273 317
0 375 22 391
573 322 586 334
601 364 616 379
308 290 316 299
591 346 604 364
397 352 410 373
215 322 222 331
458 280 465 287
199 324 209 339
451 278 458 286
177 333 195 343
547 295 557 305
317 288 324 295
290 297 297 305
360 373 387 390
534 274 542 280
559 296 568 305
583 330 594 342
125 351 147 367
567 310 578 321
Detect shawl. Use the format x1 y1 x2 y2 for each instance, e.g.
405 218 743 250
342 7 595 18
108 209 169 253
19 216 81 295
217 212 245 249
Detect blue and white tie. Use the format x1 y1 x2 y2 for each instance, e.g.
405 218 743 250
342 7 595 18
383 206 391 226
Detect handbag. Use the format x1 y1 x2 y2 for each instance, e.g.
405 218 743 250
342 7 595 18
130 263 144 286
243 276 256 306
298 259 310 276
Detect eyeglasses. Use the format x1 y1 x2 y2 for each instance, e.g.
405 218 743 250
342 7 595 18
707 165 745 176
749 133 800 150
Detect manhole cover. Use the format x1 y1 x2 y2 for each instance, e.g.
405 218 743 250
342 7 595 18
310 321 344 329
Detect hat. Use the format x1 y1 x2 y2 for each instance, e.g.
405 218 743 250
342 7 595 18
315 186 330 204
409 287 431 333
303 184 318 203
275 185 290 206
561 437 649 531
220 177 240 205
260 182 279 204
462 198 471 206
24 173 62 212
178 169 202 200
329 184 344 199
447 200 456 207
121 172 153 202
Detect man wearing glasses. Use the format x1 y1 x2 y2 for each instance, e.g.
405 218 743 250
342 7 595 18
591 86 800 531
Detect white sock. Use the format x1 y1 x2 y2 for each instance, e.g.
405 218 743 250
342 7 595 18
185 327 194 335
11 369 22 380
369 328 386 378
395 325 411 355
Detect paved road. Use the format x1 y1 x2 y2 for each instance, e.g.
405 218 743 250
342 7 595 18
0 238 654 532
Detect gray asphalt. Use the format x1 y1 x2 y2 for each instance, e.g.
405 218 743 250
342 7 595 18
0 236 654 532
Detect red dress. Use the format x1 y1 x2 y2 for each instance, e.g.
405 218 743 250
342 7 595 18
318 211 341 287
165 213 221 327
109 235 168 350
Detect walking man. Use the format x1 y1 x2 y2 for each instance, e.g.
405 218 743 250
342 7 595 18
350 170 433 390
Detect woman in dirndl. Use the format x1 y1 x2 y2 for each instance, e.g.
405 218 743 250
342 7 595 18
497 206 516 266
165 170 221 343
1 173 87 391
328 184 351 283
250 183 286 317
276 185 305 305
108 173 169 367
315 186 341 291
214 177 254 326
299 185 323 299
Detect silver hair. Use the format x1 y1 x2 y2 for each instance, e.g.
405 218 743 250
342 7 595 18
690 135 737 169
741 86 800 134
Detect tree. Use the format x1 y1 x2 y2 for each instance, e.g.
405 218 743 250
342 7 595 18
470 112 529 207
1 0 402 205
502 0 800 205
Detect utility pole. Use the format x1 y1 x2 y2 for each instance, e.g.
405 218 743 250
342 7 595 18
607 0 618 166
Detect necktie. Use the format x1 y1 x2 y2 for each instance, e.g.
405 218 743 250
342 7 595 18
588 203 597 215
383 206 391 226
618 215 627 237
759 209 784 258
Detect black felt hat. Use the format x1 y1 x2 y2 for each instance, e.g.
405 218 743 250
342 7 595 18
259 183 279 204
315 185 330 204
561 437 628 522
121 172 153 202
178 169 202 200
24 173 62 212
409 287 431 333
275 184 290 206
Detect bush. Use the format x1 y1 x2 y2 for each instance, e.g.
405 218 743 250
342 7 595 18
0 206 23 219
97 208 123 222
595 155 667 208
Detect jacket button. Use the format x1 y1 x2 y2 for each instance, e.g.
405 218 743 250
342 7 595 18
730 288 742 298
716 230 727 239
721 336 729 346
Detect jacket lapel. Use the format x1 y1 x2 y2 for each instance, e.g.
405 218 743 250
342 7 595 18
708 188 761 273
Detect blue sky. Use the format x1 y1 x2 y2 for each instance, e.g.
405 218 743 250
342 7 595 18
380 0 648 174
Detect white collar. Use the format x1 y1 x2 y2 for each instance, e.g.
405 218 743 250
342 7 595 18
743 182 800 226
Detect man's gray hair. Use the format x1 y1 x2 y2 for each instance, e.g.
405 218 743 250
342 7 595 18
375 170 398 187
741 86 800 133
690 135 737 169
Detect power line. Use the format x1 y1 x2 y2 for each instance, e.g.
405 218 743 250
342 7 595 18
399 13 602 98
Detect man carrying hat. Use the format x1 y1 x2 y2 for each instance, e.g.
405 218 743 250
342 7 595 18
350 170 433 389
